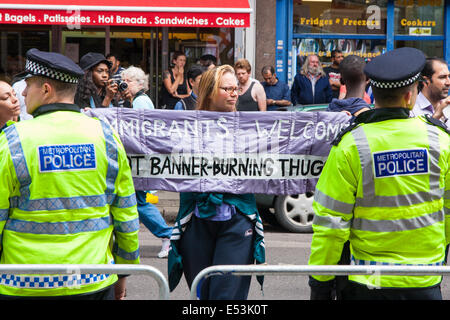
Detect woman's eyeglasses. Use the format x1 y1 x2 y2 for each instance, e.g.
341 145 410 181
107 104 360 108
219 86 239 95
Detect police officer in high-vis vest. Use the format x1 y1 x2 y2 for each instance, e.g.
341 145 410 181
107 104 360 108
0 49 140 299
308 47 450 300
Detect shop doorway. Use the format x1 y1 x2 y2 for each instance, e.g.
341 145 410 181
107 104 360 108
62 27 162 106
61 26 235 108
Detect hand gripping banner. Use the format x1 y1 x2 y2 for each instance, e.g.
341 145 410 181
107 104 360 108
85 108 350 195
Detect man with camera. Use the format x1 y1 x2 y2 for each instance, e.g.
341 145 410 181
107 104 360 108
107 52 129 108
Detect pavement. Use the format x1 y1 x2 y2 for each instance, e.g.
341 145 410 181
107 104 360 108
153 191 180 223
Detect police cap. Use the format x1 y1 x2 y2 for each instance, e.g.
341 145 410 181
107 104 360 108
364 47 426 89
24 48 84 84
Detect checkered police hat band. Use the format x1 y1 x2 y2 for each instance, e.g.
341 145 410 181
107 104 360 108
25 59 79 84
370 72 421 89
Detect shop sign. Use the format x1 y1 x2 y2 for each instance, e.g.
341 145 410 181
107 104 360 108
409 27 432 35
294 4 384 35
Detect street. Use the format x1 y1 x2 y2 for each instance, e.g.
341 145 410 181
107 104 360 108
126 222 450 301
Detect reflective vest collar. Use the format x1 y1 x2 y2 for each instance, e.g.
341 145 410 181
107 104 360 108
354 107 410 123
31 103 81 118
332 108 411 146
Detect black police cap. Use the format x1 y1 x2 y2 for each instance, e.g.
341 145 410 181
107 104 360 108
79 52 112 71
364 47 426 89
24 48 84 84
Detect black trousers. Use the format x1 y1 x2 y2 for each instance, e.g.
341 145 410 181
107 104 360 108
179 213 255 300
340 281 442 300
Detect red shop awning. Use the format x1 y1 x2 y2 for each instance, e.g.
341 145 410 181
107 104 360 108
0 0 251 27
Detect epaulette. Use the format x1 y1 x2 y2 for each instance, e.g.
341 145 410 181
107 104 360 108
331 122 359 146
424 114 450 135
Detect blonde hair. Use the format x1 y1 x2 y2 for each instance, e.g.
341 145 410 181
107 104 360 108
197 65 236 111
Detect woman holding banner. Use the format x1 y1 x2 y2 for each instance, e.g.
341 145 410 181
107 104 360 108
167 65 266 300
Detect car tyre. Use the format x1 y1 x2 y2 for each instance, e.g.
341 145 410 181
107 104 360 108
274 192 314 233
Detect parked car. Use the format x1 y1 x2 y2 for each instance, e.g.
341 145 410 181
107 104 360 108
255 104 329 233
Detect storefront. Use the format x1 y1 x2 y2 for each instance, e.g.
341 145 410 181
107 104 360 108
275 0 450 85
0 0 252 107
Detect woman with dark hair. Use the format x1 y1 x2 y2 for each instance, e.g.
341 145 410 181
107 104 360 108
0 81 20 132
168 65 266 300
159 51 191 109
75 52 118 109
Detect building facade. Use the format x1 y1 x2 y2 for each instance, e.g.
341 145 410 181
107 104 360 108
0 1 256 107
256 0 449 85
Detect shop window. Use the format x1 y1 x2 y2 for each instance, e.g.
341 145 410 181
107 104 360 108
293 0 387 35
0 30 50 82
65 33 106 64
394 0 444 36
169 27 235 67
395 40 443 57
293 38 386 72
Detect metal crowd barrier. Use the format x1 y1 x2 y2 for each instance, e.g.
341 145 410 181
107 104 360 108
0 264 170 300
190 264 450 299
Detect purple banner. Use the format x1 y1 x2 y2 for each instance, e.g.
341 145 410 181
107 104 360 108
85 108 350 195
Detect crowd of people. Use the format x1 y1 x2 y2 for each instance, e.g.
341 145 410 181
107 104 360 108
0 46 449 301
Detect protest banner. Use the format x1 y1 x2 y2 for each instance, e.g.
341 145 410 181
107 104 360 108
85 108 350 194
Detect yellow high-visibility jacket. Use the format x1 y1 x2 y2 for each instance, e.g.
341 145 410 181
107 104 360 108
0 105 139 296
309 113 450 288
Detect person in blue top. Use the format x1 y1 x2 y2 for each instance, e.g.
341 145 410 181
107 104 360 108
168 65 266 300
121 66 155 109
327 55 371 122
261 65 292 111
121 66 173 258
174 65 206 111
291 54 333 105
0 81 20 133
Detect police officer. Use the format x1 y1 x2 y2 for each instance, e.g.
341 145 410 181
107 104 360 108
308 47 450 300
0 49 140 299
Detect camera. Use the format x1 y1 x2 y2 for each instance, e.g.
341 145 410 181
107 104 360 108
115 80 128 92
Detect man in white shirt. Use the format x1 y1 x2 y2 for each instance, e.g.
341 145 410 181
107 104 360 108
411 57 450 126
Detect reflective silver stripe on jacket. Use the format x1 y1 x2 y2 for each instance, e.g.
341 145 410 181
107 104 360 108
351 256 444 266
314 189 354 214
351 124 443 208
312 214 351 230
9 193 135 212
113 243 140 261
4 121 135 211
5 216 112 234
352 209 444 232
100 120 119 199
5 215 139 235
0 209 8 221
4 125 31 201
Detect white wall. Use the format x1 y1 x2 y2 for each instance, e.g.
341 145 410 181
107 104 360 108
234 0 256 77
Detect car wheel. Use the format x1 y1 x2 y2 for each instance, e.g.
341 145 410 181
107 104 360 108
274 192 314 233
